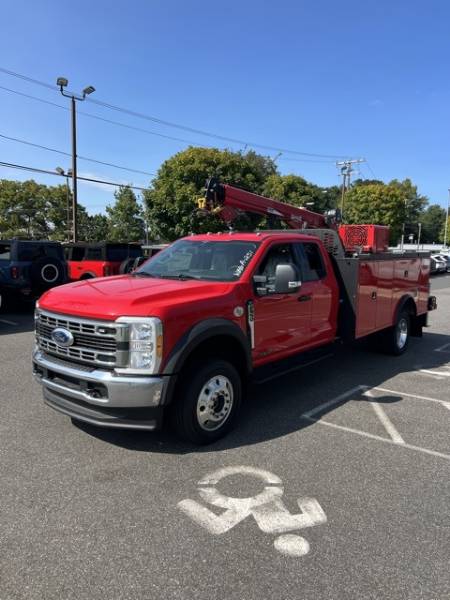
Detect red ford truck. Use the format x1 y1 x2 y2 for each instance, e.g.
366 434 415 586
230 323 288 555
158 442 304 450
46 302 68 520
33 180 437 444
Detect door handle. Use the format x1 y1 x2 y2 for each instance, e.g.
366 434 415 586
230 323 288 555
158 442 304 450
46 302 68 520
298 295 312 302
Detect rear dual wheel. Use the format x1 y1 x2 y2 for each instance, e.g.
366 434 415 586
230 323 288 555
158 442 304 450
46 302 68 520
382 310 410 356
171 359 242 445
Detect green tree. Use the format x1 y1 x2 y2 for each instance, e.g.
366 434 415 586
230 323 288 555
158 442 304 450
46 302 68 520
263 174 340 213
343 179 428 243
419 204 446 243
351 178 384 187
0 179 72 240
144 147 278 240
106 186 144 242
78 212 110 242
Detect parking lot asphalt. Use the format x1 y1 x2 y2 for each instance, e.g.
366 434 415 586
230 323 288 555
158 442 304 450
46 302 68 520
1 276 449 600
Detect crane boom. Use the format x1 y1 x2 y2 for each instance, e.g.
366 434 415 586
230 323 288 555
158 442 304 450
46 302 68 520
198 178 340 230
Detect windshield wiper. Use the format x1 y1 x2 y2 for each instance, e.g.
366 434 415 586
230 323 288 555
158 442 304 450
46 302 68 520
131 271 157 278
159 273 199 280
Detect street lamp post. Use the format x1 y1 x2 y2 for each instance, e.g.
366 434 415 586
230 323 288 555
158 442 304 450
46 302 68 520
57 77 95 242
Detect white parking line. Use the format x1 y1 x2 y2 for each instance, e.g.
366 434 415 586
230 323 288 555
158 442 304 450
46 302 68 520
416 370 446 380
300 385 450 462
301 385 365 419
373 387 450 407
365 390 405 445
302 417 450 461
434 342 450 353
420 368 450 378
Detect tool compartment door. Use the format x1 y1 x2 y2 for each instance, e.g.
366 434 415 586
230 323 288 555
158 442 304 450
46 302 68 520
355 261 378 337
375 259 394 329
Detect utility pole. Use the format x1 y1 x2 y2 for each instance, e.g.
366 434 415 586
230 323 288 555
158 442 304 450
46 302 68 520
400 197 408 251
57 77 95 242
444 188 450 249
336 158 365 220
56 167 73 242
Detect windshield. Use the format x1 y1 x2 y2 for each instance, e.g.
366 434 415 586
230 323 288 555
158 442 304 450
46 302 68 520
135 239 259 282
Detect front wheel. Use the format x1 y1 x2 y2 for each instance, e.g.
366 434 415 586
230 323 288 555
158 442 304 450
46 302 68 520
171 359 242 444
382 310 410 355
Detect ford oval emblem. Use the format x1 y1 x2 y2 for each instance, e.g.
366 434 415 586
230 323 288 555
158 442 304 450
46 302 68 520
51 327 74 348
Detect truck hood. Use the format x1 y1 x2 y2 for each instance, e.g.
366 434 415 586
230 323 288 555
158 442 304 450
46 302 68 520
39 274 235 320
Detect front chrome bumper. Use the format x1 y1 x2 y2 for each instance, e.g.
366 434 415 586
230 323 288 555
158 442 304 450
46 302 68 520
32 348 167 430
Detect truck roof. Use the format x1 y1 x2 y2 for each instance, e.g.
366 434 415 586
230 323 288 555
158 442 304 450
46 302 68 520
182 231 316 242
63 241 142 248
0 239 62 245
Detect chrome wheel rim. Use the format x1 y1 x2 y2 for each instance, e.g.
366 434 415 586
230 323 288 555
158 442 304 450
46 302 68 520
196 375 234 431
396 317 408 349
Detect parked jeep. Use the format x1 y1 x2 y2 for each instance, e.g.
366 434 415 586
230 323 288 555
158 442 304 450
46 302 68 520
64 242 143 280
0 240 68 308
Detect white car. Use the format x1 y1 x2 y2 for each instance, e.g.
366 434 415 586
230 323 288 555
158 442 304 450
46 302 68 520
438 251 450 272
431 254 447 273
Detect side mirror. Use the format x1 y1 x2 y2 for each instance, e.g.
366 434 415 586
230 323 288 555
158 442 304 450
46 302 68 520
274 264 301 294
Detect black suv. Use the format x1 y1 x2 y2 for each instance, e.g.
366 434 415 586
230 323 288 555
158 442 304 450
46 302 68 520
0 240 68 309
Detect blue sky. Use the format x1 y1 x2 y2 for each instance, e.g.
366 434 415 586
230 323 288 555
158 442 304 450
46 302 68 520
0 0 449 214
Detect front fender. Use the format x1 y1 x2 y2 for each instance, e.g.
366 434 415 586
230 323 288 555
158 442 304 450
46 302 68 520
162 318 252 376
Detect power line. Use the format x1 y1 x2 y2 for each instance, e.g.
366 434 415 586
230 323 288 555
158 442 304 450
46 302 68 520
0 84 348 162
0 160 147 190
365 161 378 179
0 84 214 149
0 132 154 176
278 156 336 164
88 96 349 158
0 66 351 159
0 83 359 165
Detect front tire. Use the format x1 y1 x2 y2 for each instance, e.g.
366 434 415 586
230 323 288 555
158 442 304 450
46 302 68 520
171 359 242 444
382 310 410 355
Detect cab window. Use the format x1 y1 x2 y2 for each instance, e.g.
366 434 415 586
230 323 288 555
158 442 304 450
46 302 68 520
17 243 63 261
296 242 326 281
85 246 103 260
0 243 11 260
255 243 299 292
70 246 86 261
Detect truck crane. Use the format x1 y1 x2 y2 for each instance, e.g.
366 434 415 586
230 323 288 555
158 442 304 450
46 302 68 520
198 177 390 255
198 177 339 231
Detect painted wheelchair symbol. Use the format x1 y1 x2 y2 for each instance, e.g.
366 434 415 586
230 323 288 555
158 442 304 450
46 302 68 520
178 466 327 557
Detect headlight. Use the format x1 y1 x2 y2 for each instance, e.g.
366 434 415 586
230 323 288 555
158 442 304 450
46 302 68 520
115 317 163 374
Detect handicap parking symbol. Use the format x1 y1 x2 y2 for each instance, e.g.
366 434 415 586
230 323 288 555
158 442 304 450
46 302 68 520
178 466 327 557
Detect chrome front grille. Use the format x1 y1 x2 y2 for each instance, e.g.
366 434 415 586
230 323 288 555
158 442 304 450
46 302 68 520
35 310 129 368
36 322 117 351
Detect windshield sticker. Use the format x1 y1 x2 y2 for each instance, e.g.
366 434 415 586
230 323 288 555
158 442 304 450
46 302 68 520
233 250 255 277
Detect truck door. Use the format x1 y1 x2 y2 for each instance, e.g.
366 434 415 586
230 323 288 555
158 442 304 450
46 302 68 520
251 243 312 363
294 242 338 345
